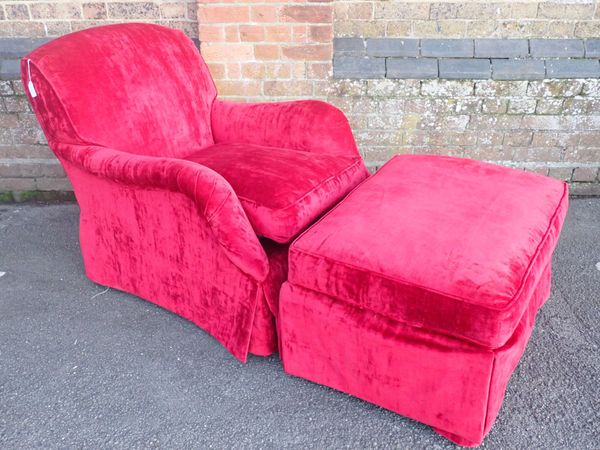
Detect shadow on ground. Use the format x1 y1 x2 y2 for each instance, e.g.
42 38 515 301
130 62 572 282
0 199 598 449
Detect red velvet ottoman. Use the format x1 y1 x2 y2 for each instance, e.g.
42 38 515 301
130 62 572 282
279 155 568 446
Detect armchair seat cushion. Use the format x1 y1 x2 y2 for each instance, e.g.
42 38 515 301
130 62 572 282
184 143 369 243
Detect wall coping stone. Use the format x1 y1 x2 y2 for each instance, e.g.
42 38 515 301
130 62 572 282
0 37 52 80
334 38 600 80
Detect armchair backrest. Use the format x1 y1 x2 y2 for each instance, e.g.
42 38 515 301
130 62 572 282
22 23 217 158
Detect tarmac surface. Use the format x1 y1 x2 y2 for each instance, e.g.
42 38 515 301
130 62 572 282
0 199 599 449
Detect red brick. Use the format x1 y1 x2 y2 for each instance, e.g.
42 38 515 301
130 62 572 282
264 63 292 78
198 5 249 23
292 63 307 78
0 160 63 178
548 168 573 181
0 129 11 146
10 127 44 145
250 6 278 22
241 63 266 79
11 81 25 96
292 25 308 43
163 21 198 39
264 25 292 42
282 44 331 61
579 132 600 147
310 25 333 42
0 82 14 97
569 182 600 196
199 25 224 42
71 20 118 33
215 80 261 97
206 63 226 79
308 62 331 78
254 44 279 60
239 25 265 42
224 25 239 42
187 2 197 20
200 43 253 62
566 147 600 162
226 63 242 79
281 5 332 23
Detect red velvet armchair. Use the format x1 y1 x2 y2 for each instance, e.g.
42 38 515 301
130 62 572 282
22 23 369 361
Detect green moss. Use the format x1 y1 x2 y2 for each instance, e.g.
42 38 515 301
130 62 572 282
13 191 39 202
0 190 75 204
0 191 15 203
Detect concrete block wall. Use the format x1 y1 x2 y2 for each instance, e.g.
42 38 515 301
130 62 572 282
327 1 600 195
0 1 599 197
0 1 198 38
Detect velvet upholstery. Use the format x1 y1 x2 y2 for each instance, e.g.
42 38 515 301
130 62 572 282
23 23 216 157
211 99 361 158
22 23 367 361
184 144 368 243
281 156 567 446
280 263 551 447
289 155 568 349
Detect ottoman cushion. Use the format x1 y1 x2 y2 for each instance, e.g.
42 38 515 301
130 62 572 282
289 155 568 349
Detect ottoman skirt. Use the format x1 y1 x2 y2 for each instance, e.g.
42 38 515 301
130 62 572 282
279 155 567 446
280 263 552 447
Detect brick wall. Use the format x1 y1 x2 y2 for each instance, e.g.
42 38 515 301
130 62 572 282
1 1 600 197
196 0 599 195
197 1 333 101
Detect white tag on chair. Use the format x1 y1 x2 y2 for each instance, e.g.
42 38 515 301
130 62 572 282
27 59 37 98
28 80 37 98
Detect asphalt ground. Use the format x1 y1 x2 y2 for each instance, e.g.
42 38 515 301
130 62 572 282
0 199 598 449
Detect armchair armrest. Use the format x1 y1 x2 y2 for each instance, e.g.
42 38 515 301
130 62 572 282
211 99 360 158
53 142 269 282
